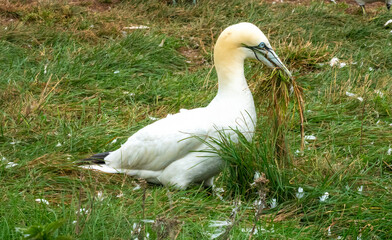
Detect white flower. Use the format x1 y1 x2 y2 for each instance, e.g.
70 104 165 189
96 191 105 201
329 57 339 67
6 162 18 168
253 171 261 181
253 199 264 208
158 39 165 47
213 187 224 200
56 142 62 147
387 148 392 155
241 226 274 234
304 135 316 141
72 220 77 224
114 70 120 74
270 198 277 209
209 220 231 228
122 91 135 97
75 208 89 214
345 92 363 102
241 228 259 235
319 192 329 202
368 67 374 72
214 187 224 193
35 199 49 205
294 149 301 155
123 25 150 30
339 62 346 68
358 186 363 193
141 219 155 223
148 116 159 121
345 91 356 97
296 187 304 199
374 90 384 97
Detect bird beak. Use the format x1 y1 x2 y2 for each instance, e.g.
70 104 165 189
251 47 292 78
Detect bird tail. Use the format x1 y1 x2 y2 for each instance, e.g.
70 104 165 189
79 152 110 164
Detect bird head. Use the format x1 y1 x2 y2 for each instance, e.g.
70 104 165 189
215 22 292 77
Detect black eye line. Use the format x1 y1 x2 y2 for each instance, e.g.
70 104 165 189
245 42 270 51
244 42 271 61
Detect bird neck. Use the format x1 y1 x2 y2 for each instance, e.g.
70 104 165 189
214 48 250 98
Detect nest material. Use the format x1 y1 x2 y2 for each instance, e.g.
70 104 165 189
252 68 305 159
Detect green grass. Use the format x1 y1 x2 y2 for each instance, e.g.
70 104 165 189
1 0 392 239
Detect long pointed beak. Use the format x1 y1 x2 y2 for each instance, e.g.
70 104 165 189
252 47 292 78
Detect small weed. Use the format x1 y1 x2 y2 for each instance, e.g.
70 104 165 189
16 219 71 240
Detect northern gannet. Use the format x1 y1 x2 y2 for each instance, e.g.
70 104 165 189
354 0 391 14
81 22 291 189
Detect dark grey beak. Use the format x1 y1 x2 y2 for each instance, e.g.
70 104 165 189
249 44 292 78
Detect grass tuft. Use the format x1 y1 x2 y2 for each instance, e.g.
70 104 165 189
202 127 292 201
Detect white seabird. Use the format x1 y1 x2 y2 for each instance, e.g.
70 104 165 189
81 22 291 189
354 0 391 14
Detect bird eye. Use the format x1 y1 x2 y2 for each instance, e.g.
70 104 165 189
258 42 266 49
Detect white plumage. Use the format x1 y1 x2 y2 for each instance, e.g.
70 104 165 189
82 22 291 189
354 0 391 13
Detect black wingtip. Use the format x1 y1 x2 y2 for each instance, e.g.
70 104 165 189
79 152 111 164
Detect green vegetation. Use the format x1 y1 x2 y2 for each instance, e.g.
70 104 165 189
1 0 391 239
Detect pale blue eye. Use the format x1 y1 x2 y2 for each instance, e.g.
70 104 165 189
258 42 265 48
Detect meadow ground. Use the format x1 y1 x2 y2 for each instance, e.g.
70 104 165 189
1 0 392 239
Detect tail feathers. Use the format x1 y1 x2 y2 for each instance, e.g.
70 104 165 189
79 164 120 174
80 152 111 164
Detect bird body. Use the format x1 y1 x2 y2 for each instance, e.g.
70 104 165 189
82 22 291 189
354 0 391 13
